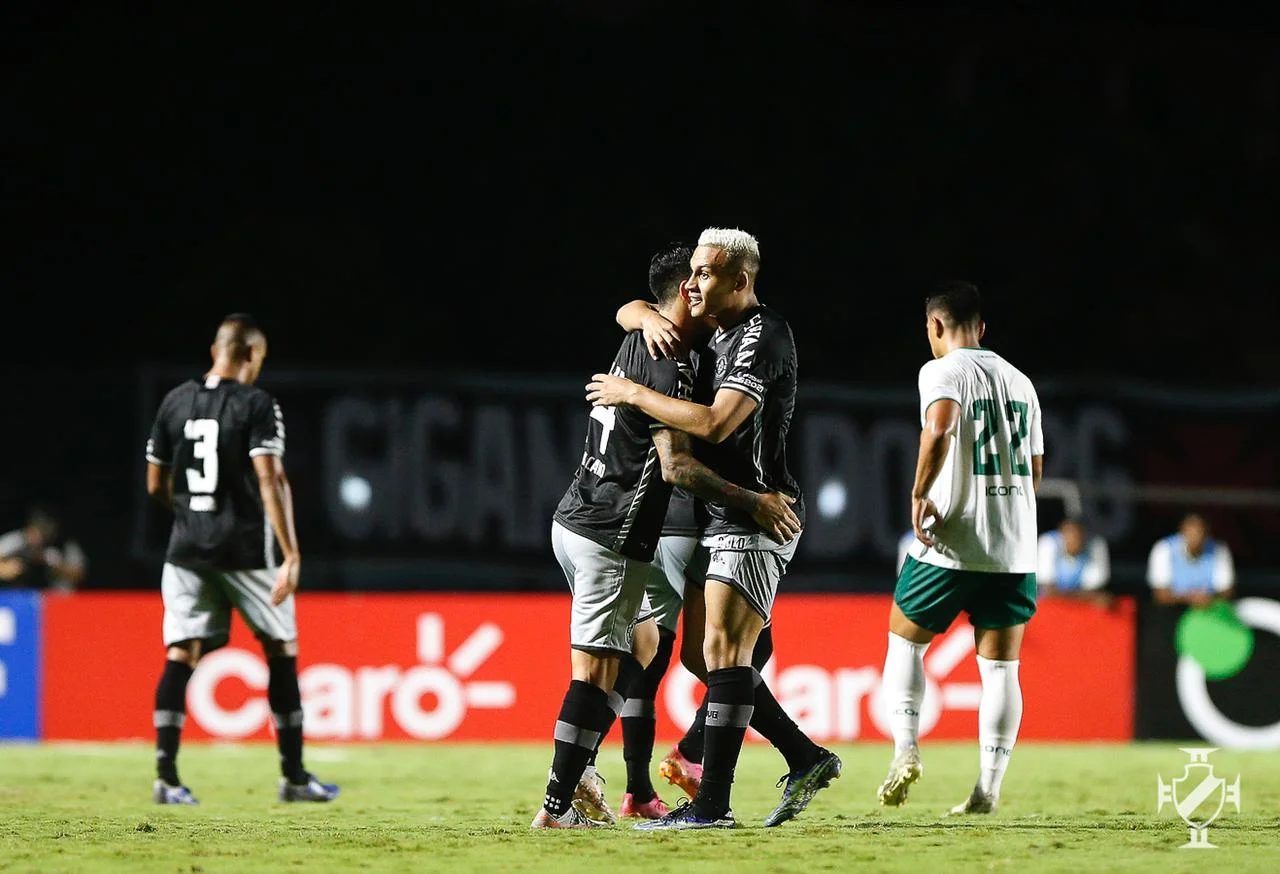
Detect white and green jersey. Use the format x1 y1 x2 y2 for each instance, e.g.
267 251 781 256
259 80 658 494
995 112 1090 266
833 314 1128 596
908 347 1042 573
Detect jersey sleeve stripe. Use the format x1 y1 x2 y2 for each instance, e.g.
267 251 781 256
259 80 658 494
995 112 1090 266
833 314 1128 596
249 447 284 458
146 454 171 466
718 382 763 404
922 393 962 412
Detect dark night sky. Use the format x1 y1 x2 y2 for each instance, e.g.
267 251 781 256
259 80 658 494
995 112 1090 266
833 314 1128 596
5 1 1279 385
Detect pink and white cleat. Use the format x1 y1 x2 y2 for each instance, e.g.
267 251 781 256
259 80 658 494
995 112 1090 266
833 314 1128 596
619 792 671 819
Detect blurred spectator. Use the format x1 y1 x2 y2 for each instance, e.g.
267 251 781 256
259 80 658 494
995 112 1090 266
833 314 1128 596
0 506 86 594
1037 517 1111 605
1146 512 1234 606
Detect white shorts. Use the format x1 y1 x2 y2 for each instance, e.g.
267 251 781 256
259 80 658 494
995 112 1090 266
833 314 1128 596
161 562 297 647
646 536 704 634
702 531 802 622
551 522 654 655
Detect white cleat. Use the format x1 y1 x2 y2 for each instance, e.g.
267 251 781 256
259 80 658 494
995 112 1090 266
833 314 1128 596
877 747 923 807
530 805 608 829
949 785 998 815
572 765 616 825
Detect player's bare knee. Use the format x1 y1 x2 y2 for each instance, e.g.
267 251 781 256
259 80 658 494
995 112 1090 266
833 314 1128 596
260 637 297 658
166 641 201 667
702 627 750 672
632 619 659 669
680 638 708 681
570 649 617 691
974 625 1023 661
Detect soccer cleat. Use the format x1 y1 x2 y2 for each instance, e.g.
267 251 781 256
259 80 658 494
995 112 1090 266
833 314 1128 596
530 805 608 829
763 748 843 827
657 746 703 798
634 800 735 831
153 780 199 805
278 773 341 802
948 785 997 815
572 765 616 824
877 747 924 807
619 792 670 819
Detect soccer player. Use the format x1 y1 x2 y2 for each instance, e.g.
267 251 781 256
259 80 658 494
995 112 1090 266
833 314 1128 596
535 243 802 829
588 228 840 830
876 282 1043 815
611 292 783 817
144 314 338 805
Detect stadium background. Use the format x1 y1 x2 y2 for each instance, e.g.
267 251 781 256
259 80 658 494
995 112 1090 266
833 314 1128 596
4 1 1280 753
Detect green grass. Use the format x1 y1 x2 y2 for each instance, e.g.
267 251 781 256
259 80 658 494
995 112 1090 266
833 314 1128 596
0 741 1276 873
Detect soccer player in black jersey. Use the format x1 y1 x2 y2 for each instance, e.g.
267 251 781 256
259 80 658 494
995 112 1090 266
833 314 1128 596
144 314 337 805
589 228 841 829
533 245 801 828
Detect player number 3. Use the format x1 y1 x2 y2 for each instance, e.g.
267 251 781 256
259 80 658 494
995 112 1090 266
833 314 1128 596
184 418 220 511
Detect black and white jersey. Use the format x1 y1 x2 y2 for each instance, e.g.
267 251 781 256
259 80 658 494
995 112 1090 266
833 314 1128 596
146 375 286 572
555 331 694 562
698 305 806 537
661 487 700 538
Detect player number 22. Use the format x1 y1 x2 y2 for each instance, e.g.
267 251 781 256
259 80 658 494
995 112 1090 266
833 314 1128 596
971 399 1029 477
184 418 220 507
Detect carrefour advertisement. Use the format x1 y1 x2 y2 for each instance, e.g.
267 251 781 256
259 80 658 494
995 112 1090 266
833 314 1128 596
38 593 1134 742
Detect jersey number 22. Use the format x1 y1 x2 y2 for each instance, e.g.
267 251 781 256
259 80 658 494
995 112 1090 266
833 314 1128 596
971 399 1029 477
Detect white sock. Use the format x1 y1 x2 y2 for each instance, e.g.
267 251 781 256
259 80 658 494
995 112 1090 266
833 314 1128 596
976 655 1022 798
881 632 928 756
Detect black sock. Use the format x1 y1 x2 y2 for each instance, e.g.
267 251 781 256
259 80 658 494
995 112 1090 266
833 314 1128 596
622 632 674 800
268 656 307 784
694 666 755 817
752 624 775 670
678 698 708 764
677 627 771 764
749 668 821 773
587 654 643 767
545 680 610 816
154 660 194 786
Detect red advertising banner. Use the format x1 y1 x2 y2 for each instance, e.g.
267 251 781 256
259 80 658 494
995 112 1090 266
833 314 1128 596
42 593 1134 741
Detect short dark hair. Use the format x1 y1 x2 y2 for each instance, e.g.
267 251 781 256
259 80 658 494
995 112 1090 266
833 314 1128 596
925 281 982 328
648 243 693 307
215 313 265 361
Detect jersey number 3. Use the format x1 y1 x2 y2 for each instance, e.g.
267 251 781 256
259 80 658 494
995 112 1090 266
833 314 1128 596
971 399 1029 476
184 418 219 511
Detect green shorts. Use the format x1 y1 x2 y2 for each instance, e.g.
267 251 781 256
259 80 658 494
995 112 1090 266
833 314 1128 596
894 556 1037 634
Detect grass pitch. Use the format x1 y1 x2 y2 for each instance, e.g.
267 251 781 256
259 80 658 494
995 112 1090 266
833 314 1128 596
1 741 1276 873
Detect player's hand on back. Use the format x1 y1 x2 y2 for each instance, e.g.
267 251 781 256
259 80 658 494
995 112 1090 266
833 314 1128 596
586 373 637 407
640 311 680 360
911 496 940 547
271 555 301 606
753 492 801 544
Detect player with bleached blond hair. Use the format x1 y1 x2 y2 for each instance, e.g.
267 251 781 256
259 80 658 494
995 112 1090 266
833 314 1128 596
588 227 840 830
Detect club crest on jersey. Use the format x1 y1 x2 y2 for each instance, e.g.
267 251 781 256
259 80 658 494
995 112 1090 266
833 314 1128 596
715 355 728 380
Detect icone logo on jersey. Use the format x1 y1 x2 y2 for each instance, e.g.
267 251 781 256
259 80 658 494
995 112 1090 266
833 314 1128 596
663 623 981 741
187 614 516 740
